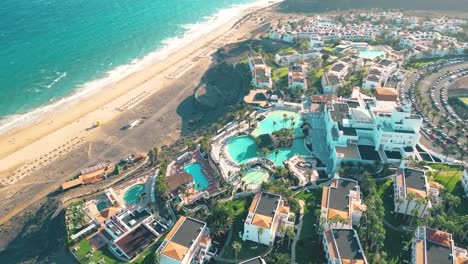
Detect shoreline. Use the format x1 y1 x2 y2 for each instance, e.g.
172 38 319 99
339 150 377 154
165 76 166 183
0 0 282 179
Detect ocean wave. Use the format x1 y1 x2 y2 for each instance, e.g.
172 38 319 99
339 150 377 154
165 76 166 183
0 0 284 135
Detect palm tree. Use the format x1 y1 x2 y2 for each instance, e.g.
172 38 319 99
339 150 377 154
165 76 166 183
257 228 264 244
432 111 439 122
207 204 234 237
404 193 415 217
395 197 405 217
261 147 270 158
232 241 242 264
274 148 280 163
282 113 288 129
246 117 253 129
273 120 277 131
285 225 295 249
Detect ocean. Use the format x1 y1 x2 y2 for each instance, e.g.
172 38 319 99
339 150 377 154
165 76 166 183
0 0 269 133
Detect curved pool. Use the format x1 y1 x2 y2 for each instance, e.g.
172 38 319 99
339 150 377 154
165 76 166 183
96 201 107 212
252 110 302 137
184 163 209 191
243 169 269 184
123 184 145 204
358 49 385 59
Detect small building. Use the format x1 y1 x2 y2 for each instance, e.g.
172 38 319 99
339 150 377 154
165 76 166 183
165 172 194 196
61 161 114 190
323 228 368 264
320 178 366 228
157 216 211 264
242 192 293 246
394 168 441 217
248 54 272 88
288 65 307 91
412 226 468 264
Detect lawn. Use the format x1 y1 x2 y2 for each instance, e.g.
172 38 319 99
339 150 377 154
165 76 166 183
278 47 296 53
219 198 269 262
324 47 336 52
294 189 325 264
71 235 161 264
428 163 464 192
272 67 289 83
459 97 468 107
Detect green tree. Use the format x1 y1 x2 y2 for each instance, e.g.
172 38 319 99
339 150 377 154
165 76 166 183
232 241 242 264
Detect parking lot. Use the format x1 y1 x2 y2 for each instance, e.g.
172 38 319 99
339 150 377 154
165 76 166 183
399 58 467 159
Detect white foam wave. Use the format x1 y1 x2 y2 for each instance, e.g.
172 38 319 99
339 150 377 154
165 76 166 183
45 71 67 89
0 0 284 135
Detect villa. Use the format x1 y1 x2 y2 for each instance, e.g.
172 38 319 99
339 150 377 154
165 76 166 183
362 59 398 90
321 56 363 94
412 226 468 264
157 216 211 264
243 192 293 246
248 53 272 88
320 178 366 228
288 65 307 91
275 51 318 66
394 167 442 217
323 228 368 264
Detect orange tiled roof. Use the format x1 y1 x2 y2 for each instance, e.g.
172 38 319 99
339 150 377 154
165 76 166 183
249 193 261 213
342 259 365 264
426 228 452 247
328 208 349 220
415 240 425 264
321 186 329 209
406 187 427 199
325 229 338 259
161 241 189 261
251 214 272 229
278 205 290 215
166 216 186 241
396 171 404 188
61 177 84 190
94 206 120 223
428 181 443 190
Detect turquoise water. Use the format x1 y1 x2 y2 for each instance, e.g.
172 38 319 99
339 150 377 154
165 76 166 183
243 169 269 184
228 111 310 166
96 201 107 212
123 184 145 204
252 110 302 137
184 163 209 191
0 0 255 121
358 50 385 59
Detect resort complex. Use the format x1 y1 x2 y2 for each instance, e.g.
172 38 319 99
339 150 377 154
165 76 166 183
50 9 468 264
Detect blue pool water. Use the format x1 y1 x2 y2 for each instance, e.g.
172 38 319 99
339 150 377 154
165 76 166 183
123 184 145 204
252 110 302 137
184 163 209 191
358 50 385 59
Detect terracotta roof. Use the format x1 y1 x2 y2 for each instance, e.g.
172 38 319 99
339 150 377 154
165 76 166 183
321 186 329 208
278 205 290 215
375 87 398 102
161 241 189 261
61 177 84 190
406 187 427 199
328 209 349 220
325 229 338 259
94 207 120 223
342 260 365 264
426 228 452 247
428 181 443 190
165 216 186 241
251 214 272 229
82 168 106 183
415 240 425 264
396 169 404 187
249 193 261 213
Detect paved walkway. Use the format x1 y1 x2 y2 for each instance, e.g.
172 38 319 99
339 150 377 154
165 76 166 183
291 200 305 264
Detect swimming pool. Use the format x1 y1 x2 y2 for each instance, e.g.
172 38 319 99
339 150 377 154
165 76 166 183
358 50 385 59
184 163 209 191
252 110 302 137
123 184 145 204
243 169 269 184
227 136 310 166
96 201 107 212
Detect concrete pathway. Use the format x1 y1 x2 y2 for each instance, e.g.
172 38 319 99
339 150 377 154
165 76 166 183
291 200 305 264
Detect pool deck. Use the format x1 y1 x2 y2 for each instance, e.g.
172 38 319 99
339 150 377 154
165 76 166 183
114 173 153 209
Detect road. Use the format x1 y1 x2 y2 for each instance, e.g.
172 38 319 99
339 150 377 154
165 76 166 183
400 60 468 157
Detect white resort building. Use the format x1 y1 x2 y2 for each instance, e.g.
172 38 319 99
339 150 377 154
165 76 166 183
157 216 211 264
393 167 442 217
412 226 468 264
248 53 272 88
243 192 293 246
323 228 368 264
320 178 366 228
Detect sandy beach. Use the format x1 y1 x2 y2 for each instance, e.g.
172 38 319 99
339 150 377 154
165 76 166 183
0 2 283 259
